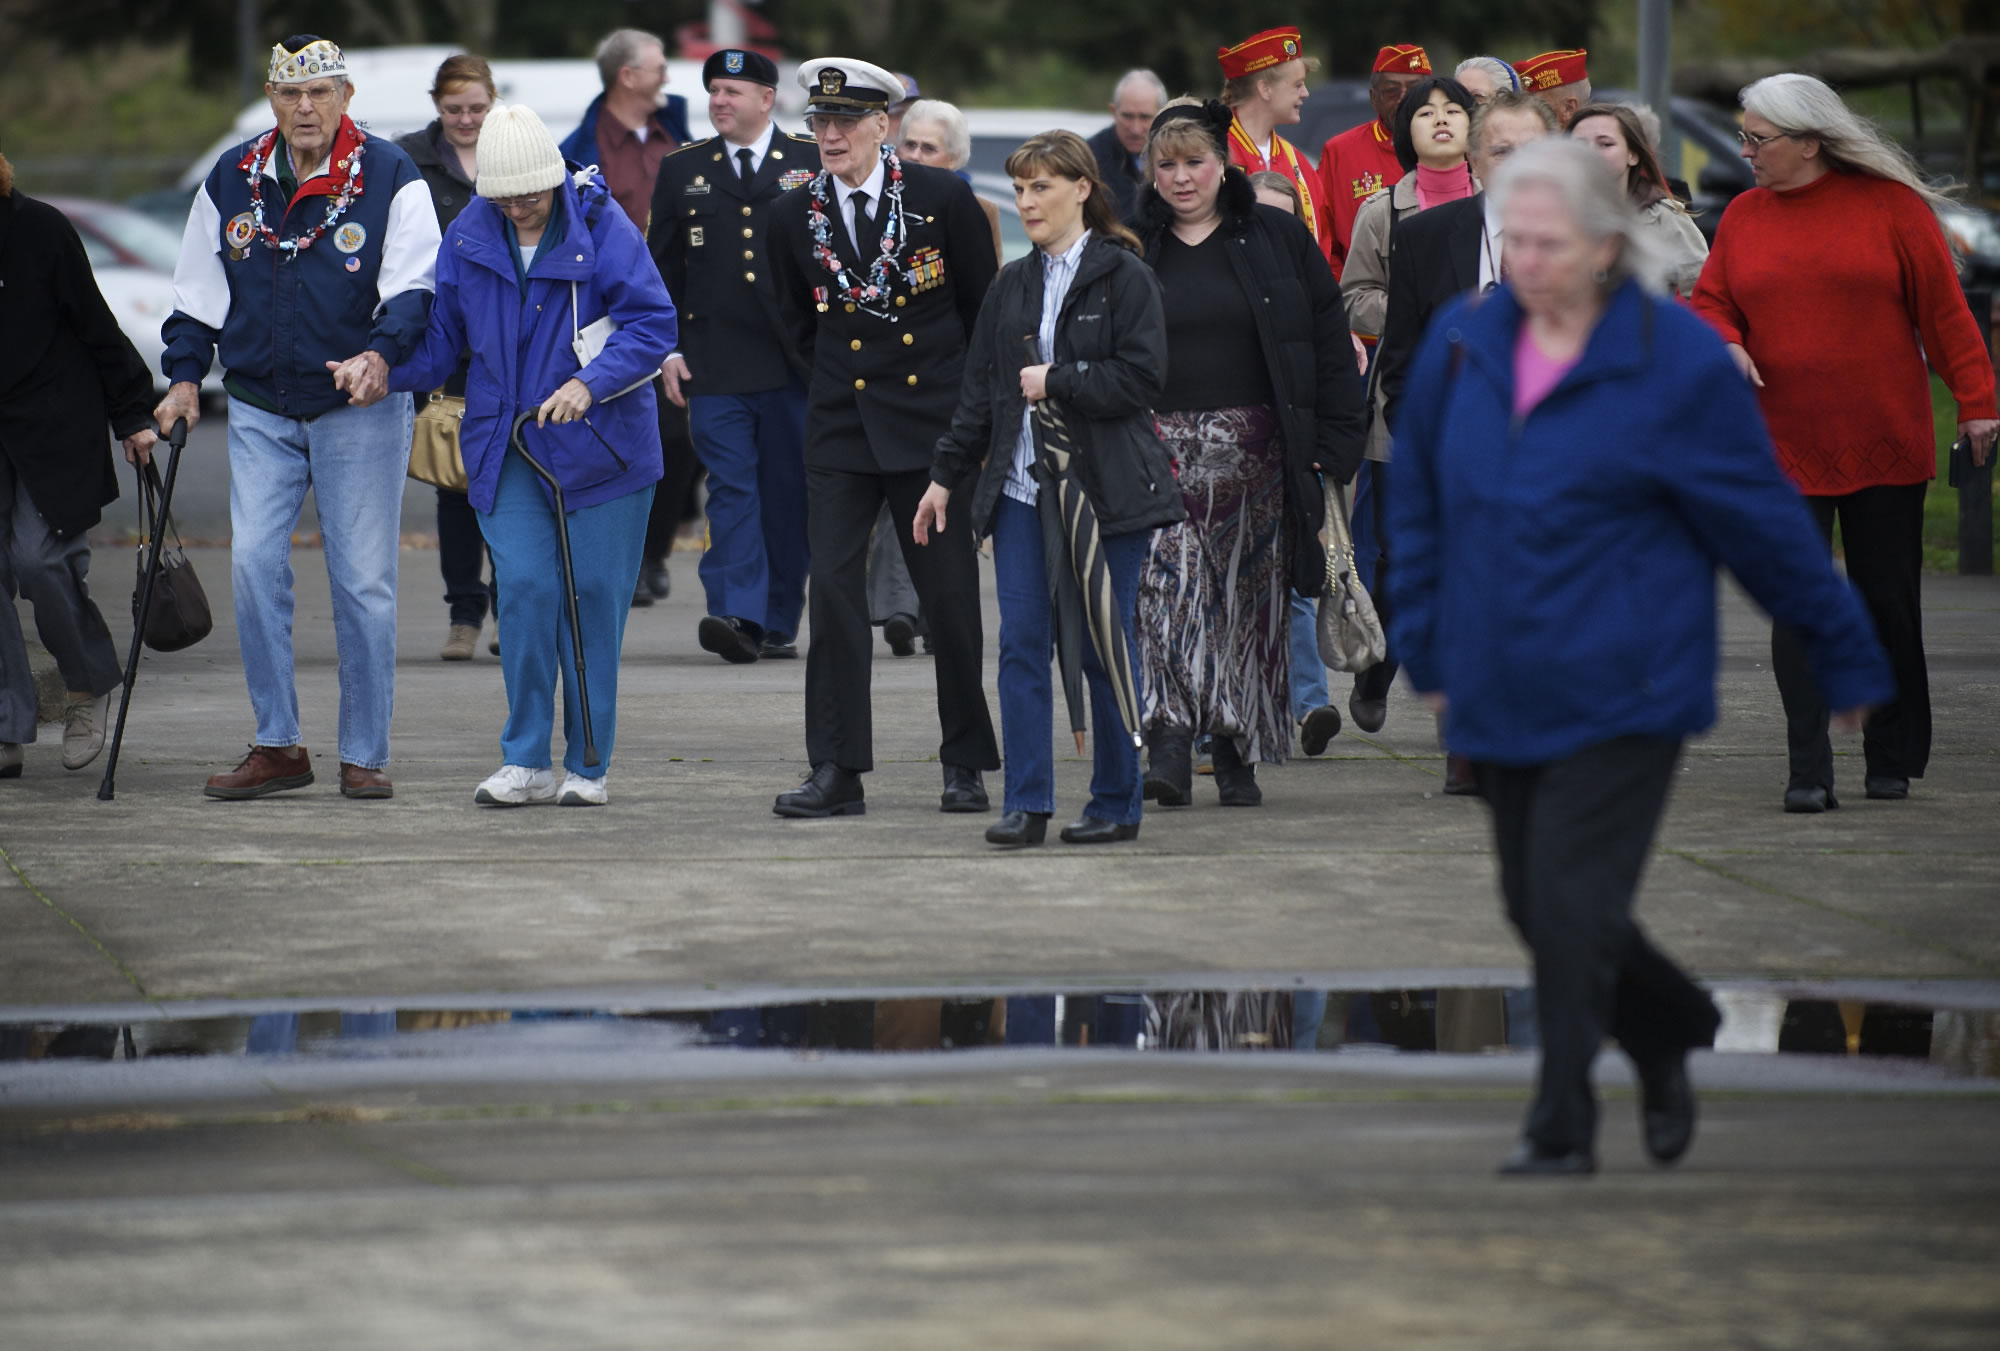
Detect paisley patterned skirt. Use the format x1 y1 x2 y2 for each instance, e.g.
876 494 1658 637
1137 405 1290 765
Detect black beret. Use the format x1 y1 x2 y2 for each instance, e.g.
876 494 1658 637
703 49 779 90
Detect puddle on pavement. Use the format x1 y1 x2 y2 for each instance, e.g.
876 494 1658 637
4 986 1996 1080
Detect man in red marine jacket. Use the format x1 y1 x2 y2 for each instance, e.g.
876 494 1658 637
1317 44 1430 280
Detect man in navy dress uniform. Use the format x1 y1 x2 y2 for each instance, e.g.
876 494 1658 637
765 57 999 818
648 48 818 663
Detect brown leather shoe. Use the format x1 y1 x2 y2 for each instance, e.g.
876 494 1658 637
204 745 314 800
339 763 393 800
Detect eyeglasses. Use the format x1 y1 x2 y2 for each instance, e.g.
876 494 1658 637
1736 128 1795 150
271 82 344 107
490 193 549 213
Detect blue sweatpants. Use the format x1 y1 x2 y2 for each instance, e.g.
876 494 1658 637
478 453 654 777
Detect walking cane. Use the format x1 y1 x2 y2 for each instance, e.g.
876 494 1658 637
508 411 599 768
97 417 188 801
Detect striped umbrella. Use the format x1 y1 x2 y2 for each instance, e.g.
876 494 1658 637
1025 338 1145 753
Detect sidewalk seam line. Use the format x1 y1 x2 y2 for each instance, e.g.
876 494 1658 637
1664 848 1997 976
0 842 151 1000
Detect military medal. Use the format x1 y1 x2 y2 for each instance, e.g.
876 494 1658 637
813 286 829 313
241 125 366 260
805 148 908 320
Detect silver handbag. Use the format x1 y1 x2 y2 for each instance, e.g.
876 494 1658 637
1316 478 1388 673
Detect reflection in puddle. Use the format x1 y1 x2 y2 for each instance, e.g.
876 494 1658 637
4 987 1996 1079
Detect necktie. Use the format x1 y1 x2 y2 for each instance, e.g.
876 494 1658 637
736 147 754 183
852 189 880 258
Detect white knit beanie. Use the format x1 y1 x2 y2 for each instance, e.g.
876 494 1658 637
476 104 565 198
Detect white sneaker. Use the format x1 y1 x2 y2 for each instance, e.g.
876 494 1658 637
1 742 21 780
474 764 558 806
61 691 113 771
557 770 608 806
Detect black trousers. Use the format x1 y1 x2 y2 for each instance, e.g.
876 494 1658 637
804 465 998 774
643 385 703 564
1771 481 1928 787
1354 459 1398 703
1475 736 1720 1155
435 487 493 627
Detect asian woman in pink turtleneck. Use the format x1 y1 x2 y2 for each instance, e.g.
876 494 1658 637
1341 77 1475 348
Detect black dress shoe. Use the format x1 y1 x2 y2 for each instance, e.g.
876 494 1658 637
1144 727 1193 806
1637 1053 1698 1166
1443 753 1480 796
1497 1139 1597 1176
642 558 671 599
985 810 1049 846
1060 815 1140 844
1783 784 1838 814
698 615 762 665
1864 774 1910 800
883 612 918 657
629 577 655 608
774 763 865 818
760 633 798 659
1299 705 1342 757
940 764 990 813
1348 691 1387 734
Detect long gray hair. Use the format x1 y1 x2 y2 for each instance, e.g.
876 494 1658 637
1489 137 1674 294
1741 73 1955 213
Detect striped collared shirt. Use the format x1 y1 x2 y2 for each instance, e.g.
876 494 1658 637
1006 230 1092 506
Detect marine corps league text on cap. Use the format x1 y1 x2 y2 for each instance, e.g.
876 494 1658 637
1514 49 1589 92
1217 28 1305 81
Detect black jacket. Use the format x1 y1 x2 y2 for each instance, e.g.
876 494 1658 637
1087 125 1144 221
0 189 154 538
932 234 1185 539
1379 192 1484 436
394 122 478 398
768 158 998 473
1131 169 1369 595
648 128 820 394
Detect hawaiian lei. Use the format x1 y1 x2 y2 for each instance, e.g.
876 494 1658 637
244 129 364 259
806 147 906 318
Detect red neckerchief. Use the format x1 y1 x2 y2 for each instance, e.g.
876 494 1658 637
237 115 369 209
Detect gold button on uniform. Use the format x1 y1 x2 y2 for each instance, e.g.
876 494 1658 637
744 271 756 282
894 296 906 307
743 249 754 260
849 339 861 351
902 334 913 345
854 378 866 391
845 303 856 313
742 227 753 238
906 375 918 386
741 205 753 216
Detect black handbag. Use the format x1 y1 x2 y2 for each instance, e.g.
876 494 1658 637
131 458 212 652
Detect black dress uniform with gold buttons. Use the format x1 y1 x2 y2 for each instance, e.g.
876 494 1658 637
647 47 820 658
766 58 999 811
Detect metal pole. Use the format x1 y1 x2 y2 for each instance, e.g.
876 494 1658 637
1964 288 1996 576
1637 0 1680 178
710 0 747 48
237 0 258 105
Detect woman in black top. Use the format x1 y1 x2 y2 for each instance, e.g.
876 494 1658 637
1131 100 1368 807
918 131 1183 846
395 53 498 662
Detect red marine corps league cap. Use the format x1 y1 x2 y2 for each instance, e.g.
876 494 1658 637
1515 49 1589 92
1218 27 1306 80
1373 45 1431 75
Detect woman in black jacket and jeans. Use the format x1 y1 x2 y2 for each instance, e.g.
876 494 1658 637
1131 100 1369 807
917 131 1184 846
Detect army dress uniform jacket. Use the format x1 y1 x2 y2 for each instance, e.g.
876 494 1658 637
648 128 820 395
767 160 998 474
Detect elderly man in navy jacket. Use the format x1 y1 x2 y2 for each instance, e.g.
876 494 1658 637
155 35 439 802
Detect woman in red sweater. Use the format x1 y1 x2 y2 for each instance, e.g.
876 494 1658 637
1693 73 1999 813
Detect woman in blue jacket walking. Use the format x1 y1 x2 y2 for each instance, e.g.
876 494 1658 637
388 104 677 806
1388 140 1892 1176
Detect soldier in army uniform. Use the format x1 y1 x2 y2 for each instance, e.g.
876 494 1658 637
647 48 818 664
766 57 1000 818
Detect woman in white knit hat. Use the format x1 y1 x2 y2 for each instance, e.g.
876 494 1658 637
384 103 679 805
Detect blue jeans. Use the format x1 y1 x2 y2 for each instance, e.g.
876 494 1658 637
227 394 412 769
479 452 653 777
690 384 809 640
991 495 1148 824
1288 592 1327 720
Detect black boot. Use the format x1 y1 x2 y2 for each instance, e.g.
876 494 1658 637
1212 737 1262 807
1143 726 1193 807
985 811 1049 846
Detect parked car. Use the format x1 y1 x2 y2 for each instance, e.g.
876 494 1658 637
48 197 221 397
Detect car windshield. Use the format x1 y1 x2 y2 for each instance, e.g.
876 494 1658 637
85 205 184 274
